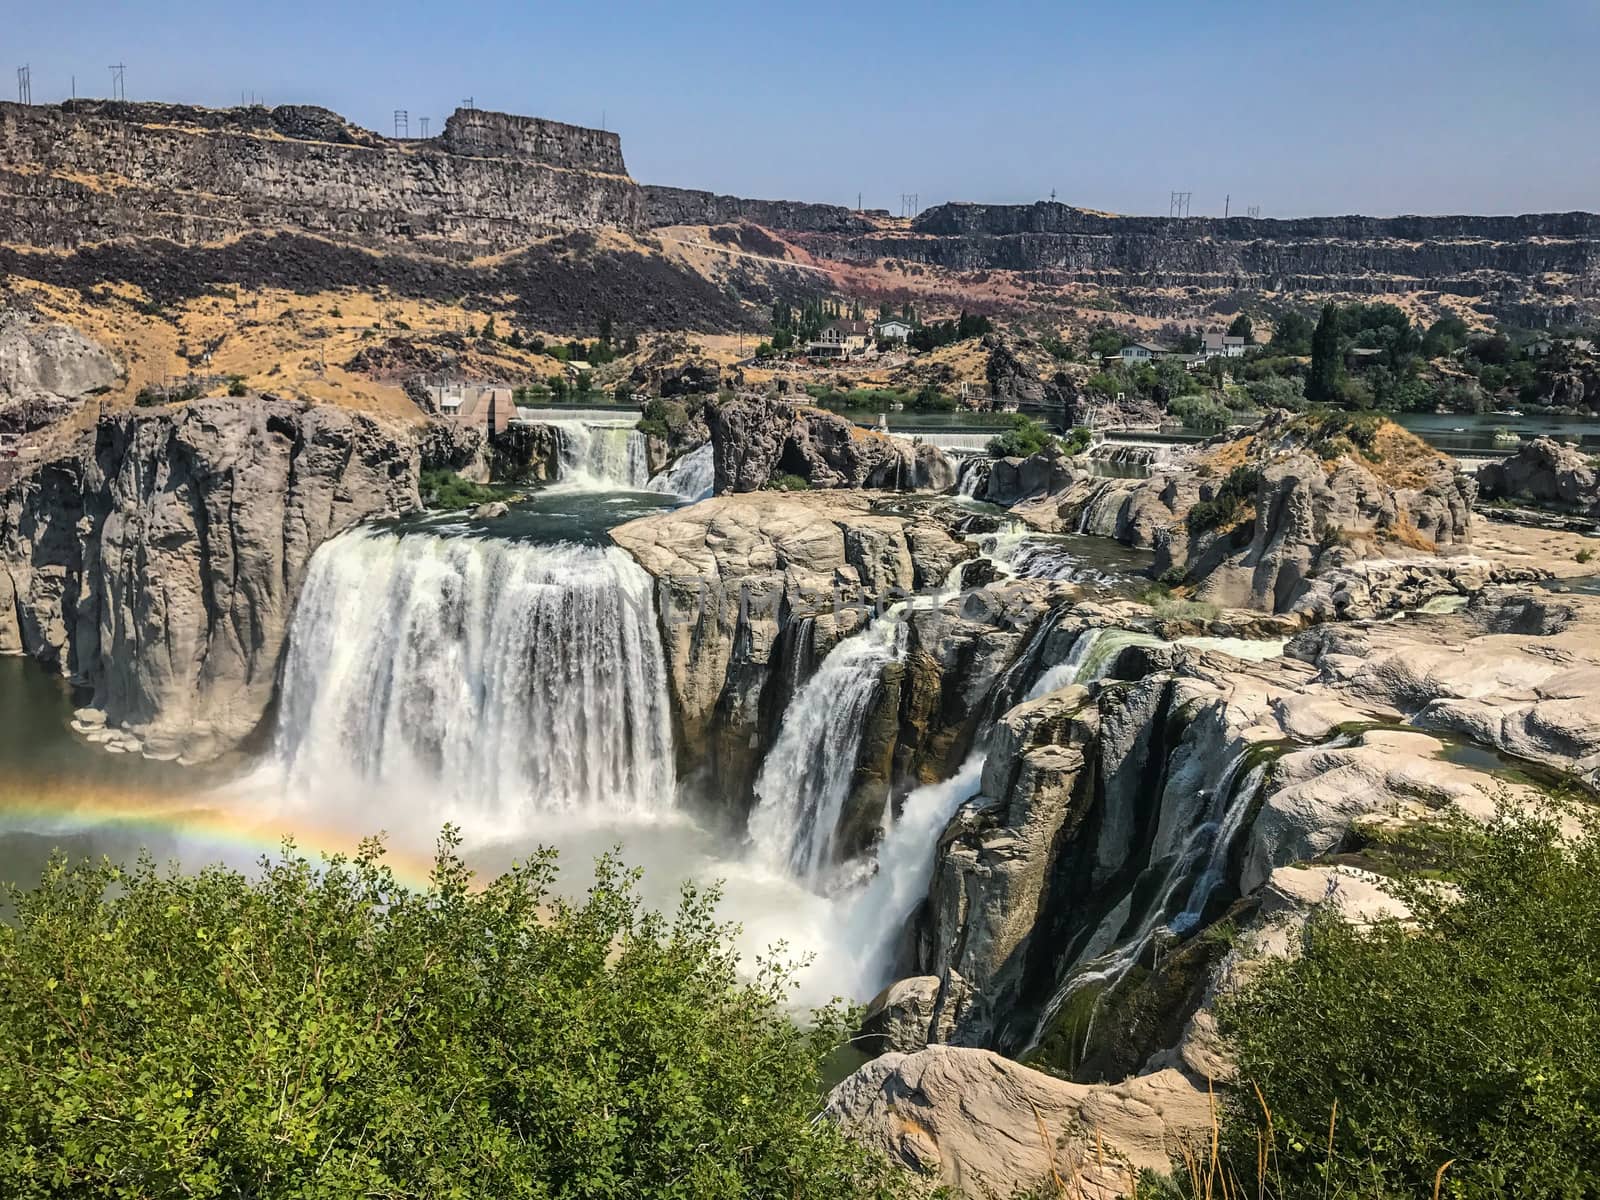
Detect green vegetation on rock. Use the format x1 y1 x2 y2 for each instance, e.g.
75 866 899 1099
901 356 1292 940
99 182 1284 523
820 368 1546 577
419 468 509 510
986 413 1057 458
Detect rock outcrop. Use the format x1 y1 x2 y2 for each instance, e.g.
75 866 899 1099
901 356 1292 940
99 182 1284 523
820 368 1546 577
824 1045 1210 1199
0 100 641 255
0 309 119 435
0 397 424 759
982 416 1475 614
1477 436 1600 515
641 185 873 233
706 395 955 493
609 491 972 816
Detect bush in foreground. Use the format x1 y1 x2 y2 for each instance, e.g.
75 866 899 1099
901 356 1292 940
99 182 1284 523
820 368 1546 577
1151 804 1600 1198
0 833 914 1199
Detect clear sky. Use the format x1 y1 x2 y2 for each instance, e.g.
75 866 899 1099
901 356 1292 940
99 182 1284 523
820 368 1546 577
8 0 1598 217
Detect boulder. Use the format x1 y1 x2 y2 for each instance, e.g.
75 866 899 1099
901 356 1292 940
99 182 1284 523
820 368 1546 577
0 310 119 435
1477 436 1600 515
825 1045 1209 1199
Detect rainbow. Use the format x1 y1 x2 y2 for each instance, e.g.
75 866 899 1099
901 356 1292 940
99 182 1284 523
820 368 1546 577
0 775 443 890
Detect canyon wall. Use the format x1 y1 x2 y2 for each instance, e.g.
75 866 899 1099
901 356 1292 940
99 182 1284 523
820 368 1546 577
642 185 874 233
797 201 1598 321
0 397 450 761
0 100 642 255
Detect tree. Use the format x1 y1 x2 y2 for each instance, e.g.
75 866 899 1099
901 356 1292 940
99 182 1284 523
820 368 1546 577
1207 802 1600 1198
482 315 498 342
1421 314 1469 358
986 413 1056 458
0 836 916 1199
1226 313 1254 344
1268 309 1315 356
1087 327 1126 359
1307 303 1344 405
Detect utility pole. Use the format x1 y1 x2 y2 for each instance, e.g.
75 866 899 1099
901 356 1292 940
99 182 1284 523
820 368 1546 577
16 65 31 105
1169 191 1191 219
393 109 408 138
108 63 126 101
1225 194 1230 219
419 116 430 138
1246 205 1261 219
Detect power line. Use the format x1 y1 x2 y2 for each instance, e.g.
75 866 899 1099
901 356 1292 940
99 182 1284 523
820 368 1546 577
1169 190 1192 219
418 116 430 138
16 65 31 106
393 108 409 138
108 62 126 101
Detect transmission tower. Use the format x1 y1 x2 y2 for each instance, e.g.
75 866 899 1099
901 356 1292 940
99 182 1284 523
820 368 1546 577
1168 191 1192 219
1246 205 1261 219
393 109 409 138
16 65 31 105
108 63 126 101
418 116 430 138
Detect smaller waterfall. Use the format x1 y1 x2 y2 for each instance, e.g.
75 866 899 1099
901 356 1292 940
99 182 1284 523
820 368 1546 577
954 457 989 498
1025 627 1162 701
747 619 907 883
647 444 715 502
548 420 652 489
830 753 988 996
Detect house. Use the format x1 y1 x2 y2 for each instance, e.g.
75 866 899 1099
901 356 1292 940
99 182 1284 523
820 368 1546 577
808 319 874 358
1118 342 1168 366
874 318 914 343
1201 332 1248 359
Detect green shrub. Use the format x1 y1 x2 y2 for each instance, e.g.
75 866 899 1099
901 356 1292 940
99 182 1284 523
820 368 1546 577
227 377 248 397
1186 465 1261 534
419 468 508 510
987 414 1057 458
1167 393 1232 434
0 834 913 1199
766 473 812 491
1206 802 1600 1199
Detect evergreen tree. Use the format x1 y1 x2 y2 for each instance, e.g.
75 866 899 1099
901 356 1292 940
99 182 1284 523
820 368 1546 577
1227 313 1254 343
1307 303 1344 405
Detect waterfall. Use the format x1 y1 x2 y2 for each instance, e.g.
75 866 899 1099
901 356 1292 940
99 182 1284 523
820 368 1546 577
747 618 907 885
547 420 652 489
275 527 676 824
954 457 989 498
647 443 715 502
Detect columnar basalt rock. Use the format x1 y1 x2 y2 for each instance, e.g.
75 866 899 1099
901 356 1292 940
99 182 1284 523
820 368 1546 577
0 100 642 254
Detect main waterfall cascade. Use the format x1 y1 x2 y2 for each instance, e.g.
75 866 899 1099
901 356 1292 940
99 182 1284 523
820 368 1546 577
274 527 676 825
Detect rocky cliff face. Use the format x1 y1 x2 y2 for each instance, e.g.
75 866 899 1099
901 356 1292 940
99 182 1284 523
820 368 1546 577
707 395 955 493
641 185 874 233
0 100 641 255
609 492 973 816
0 397 424 760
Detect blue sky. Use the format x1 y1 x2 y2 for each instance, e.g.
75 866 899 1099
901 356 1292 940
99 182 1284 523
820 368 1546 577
8 0 1598 217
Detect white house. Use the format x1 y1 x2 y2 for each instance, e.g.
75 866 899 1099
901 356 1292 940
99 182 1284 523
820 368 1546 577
874 318 914 343
807 319 874 358
1201 331 1248 359
1118 342 1167 366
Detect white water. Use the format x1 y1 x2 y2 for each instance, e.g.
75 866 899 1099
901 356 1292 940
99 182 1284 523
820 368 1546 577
747 619 907 884
546 420 652 490
274 527 676 827
647 443 715 503
954 457 988 498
